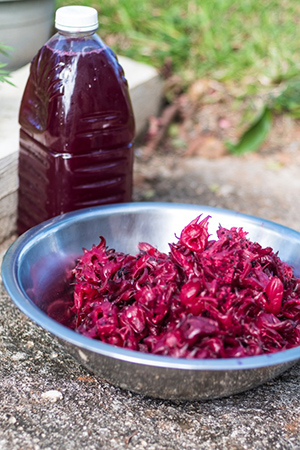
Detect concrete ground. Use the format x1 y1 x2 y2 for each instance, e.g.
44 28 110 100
1 146 300 448
133 151 300 232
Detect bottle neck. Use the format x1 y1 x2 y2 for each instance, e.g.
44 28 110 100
56 29 97 38
47 30 104 54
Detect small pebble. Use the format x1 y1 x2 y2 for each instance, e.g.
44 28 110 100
8 416 17 424
41 390 63 402
11 352 27 361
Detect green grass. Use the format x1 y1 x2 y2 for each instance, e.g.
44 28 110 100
56 0 300 96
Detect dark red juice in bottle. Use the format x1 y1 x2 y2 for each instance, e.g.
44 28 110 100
18 6 135 234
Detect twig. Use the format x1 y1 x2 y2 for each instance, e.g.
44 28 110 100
143 98 182 155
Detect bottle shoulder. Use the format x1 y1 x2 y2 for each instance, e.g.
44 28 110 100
46 32 107 54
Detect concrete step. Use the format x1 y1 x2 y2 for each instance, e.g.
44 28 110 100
0 56 163 242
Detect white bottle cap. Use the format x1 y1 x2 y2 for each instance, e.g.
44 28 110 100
55 6 99 33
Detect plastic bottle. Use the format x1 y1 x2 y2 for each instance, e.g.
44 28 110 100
17 5 135 235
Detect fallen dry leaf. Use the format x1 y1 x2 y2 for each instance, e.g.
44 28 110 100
185 134 227 159
187 79 212 102
77 375 97 383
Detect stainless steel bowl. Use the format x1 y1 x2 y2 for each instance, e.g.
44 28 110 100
3 203 300 401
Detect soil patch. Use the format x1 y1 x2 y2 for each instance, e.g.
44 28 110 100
133 82 300 231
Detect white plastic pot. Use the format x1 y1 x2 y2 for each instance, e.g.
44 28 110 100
0 0 55 71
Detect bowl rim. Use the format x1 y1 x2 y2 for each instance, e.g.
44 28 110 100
2 201 300 371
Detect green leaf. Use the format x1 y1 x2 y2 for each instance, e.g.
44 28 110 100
271 79 300 118
0 63 14 86
0 44 14 85
226 107 272 156
0 73 15 86
0 43 13 56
